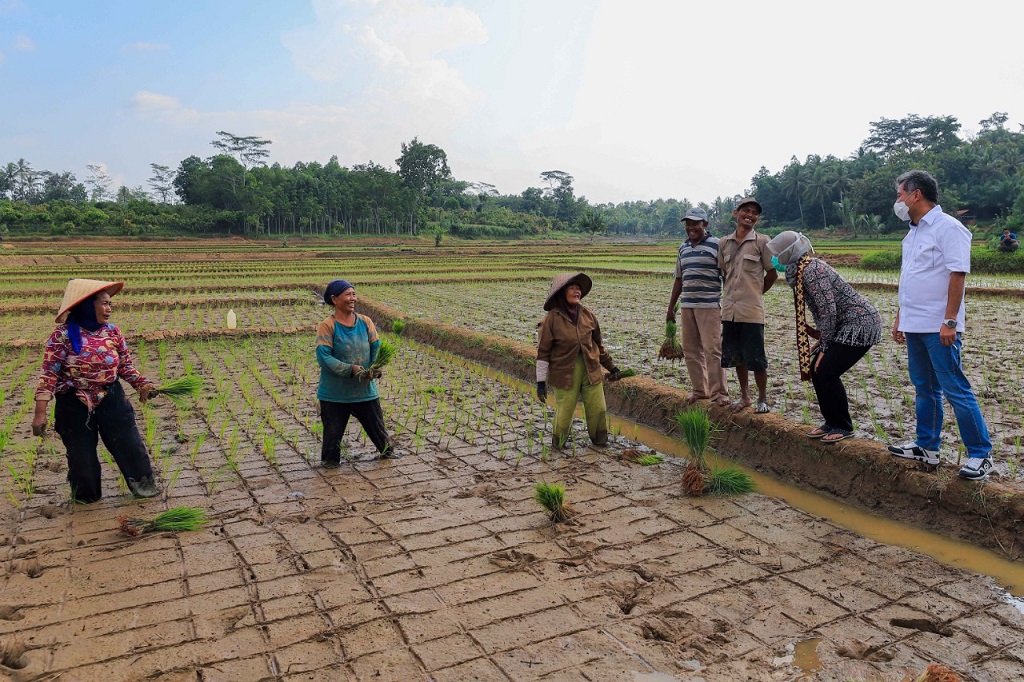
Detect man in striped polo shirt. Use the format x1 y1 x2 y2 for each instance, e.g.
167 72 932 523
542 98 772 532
666 207 729 406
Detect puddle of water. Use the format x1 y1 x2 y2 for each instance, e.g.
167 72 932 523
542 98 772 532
791 637 822 678
419 343 1024 598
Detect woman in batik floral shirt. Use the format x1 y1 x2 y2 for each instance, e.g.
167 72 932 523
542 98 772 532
33 279 159 503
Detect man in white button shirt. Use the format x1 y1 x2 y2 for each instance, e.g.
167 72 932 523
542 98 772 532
888 170 993 480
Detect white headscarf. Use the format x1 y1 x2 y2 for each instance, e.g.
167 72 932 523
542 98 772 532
767 231 813 265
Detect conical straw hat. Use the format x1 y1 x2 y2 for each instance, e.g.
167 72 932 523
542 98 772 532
543 272 593 311
55 279 124 323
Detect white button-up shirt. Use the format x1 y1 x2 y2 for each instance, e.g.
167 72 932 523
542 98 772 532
897 204 971 333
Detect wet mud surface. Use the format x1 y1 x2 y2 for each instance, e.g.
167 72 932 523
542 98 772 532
2 340 1023 681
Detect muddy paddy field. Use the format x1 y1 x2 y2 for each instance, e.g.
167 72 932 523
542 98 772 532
2 238 1024 681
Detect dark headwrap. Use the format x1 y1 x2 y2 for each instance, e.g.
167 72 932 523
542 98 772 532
66 295 102 354
324 279 354 305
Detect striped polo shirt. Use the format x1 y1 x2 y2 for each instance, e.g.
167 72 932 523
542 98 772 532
673 233 722 309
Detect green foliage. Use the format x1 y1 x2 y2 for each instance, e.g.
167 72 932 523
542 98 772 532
635 453 664 466
392 319 406 335
533 481 574 522
704 465 755 495
860 250 902 270
119 506 209 535
156 374 203 409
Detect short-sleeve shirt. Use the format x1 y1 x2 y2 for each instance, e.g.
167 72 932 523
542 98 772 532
718 230 773 323
897 205 971 333
673 234 722 309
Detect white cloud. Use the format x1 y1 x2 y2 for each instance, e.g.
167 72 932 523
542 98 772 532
13 33 34 51
131 90 184 113
122 42 170 52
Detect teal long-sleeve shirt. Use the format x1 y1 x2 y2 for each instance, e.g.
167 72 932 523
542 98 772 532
316 314 380 403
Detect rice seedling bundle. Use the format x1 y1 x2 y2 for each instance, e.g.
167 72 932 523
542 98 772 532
392 319 406 335
681 464 705 496
620 449 664 466
357 337 399 381
118 506 209 537
533 481 576 523
155 374 202 409
675 406 716 470
658 320 684 360
703 465 755 496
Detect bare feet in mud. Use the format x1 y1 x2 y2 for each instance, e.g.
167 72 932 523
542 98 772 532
730 399 751 412
685 394 706 405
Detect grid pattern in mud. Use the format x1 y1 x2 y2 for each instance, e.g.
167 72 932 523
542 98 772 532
2 336 1023 681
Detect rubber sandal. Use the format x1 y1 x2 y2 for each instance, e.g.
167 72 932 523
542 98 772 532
754 401 770 414
822 429 853 443
807 424 830 439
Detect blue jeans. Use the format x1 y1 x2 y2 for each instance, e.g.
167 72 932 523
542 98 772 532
906 332 990 458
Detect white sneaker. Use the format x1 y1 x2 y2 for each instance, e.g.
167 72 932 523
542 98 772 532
958 457 993 481
887 442 940 466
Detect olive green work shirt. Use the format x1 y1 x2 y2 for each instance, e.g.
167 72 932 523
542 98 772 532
717 230 773 324
536 306 616 389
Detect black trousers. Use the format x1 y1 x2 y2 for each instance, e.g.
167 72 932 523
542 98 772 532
320 399 391 462
809 342 871 432
54 381 154 503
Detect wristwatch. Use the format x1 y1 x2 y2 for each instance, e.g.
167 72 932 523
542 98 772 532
942 319 957 329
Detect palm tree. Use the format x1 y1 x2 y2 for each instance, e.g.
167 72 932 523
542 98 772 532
803 164 835 228
781 157 806 226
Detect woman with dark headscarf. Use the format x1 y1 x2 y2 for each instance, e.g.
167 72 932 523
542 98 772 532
536 272 621 448
767 232 883 443
32 279 160 502
316 279 392 466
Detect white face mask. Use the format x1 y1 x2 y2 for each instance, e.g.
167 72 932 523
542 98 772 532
893 200 911 221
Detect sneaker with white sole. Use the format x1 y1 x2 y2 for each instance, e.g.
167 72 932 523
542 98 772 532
887 442 940 466
958 457 993 481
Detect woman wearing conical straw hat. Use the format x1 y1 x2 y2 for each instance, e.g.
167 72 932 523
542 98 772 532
32 279 160 503
536 272 621 448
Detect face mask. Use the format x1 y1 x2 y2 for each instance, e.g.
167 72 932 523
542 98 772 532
771 255 787 272
893 200 911 221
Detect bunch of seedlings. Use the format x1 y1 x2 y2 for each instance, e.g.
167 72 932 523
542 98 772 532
620 448 664 466
155 374 203 409
357 337 398 381
675 406 753 496
118 506 209 537
533 481 576 523
658 318 684 360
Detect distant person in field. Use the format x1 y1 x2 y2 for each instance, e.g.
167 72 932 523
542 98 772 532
888 170 993 480
767 231 882 443
998 228 1019 252
536 272 622 448
666 207 729 406
316 279 393 466
32 279 160 503
718 197 777 414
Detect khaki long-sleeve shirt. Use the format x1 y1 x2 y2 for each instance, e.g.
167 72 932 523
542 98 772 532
536 306 615 389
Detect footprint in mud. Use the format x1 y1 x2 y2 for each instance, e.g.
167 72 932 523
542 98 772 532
0 638 29 671
836 639 896 662
37 505 61 519
488 549 537 570
889 618 954 637
19 560 43 579
0 605 24 621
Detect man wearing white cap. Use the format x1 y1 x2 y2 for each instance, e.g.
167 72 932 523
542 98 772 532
667 207 729 406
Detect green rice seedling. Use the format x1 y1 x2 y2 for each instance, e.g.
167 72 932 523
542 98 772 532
262 432 279 468
118 506 208 536
613 368 636 379
533 481 575 523
635 453 664 466
156 372 202 403
675 407 716 471
392 319 406 335
189 432 206 465
704 464 755 495
358 338 398 380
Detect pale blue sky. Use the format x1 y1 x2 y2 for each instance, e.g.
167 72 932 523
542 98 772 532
2 0 1022 205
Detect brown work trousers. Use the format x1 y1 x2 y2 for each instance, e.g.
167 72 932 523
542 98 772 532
679 307 728 401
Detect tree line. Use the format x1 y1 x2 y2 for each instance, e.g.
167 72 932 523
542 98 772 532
2 113 1023 239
